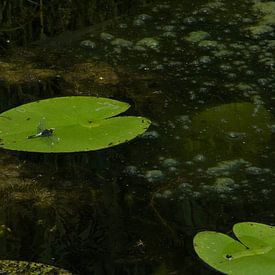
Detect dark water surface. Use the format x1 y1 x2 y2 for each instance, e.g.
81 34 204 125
0 0 274 274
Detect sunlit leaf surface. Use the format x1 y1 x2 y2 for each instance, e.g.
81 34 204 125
0 96 151 153
194 222 275 275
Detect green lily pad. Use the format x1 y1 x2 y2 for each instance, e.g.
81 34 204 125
0 96 151 153
194 222 275 274
184 103 271 161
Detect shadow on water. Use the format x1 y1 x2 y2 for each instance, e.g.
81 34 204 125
0 0 275 274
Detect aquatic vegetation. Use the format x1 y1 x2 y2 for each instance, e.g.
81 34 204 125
100 32 114 41
144 169 164 182
161 158 180 168
184 31 210 43
0 96 150 153
0 62 58 85
194 222 275 274
80 40 97 49
136 37 160 50
214 177 236 193
64 62 119 86
0 260 72 274
245 1 275 38
111 38 133 48
207 159 250 176
1 0 275 273
183 103 271 161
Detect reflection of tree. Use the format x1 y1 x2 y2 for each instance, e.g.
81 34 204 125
0 0 152 47
0 157 110 273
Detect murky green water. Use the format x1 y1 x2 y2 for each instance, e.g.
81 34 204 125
0 0 274 274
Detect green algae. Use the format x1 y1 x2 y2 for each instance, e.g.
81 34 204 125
0 62 58 85
212 49 234 58
247 25 274 38
198 40 220 50
136 37 160 50
184 31 210 43
245 1 275 38
0 260 72 274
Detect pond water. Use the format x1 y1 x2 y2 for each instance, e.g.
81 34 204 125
0 0 275 274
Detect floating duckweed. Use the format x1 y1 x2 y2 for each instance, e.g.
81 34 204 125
266 40 275 48
235 83 254 92
247 25 274 38
136 14 153 21
248 45 261 52
219 64 232 71
80 40 96 49
133 19 145 27
177 115 191 124
136 37 160 50
161 32 177 38
119 23 128 29
162 190 173 198
257 78 270 86
193 154 206 162
145 170 164 182
207 159 250 176
245 166 265 175
111 38 133 48
198 40 219 50
183 16 197 25
124 165 139 176
162 25 176 31
184 31 210 43
213 49 233 58
162 158 180 168
204 0 225 9
100 32 114 41
214 177 235 193
133 45 146 52
199 56 212 64
230 43 245 50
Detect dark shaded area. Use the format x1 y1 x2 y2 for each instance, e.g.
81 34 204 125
0 0 154 51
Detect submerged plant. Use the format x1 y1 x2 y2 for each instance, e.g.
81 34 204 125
0 259 71 274
0 96 151 153
194 222 275 274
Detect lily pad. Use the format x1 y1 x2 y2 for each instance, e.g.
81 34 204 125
183 103 271 161
0 96 151 153
194 222 275 274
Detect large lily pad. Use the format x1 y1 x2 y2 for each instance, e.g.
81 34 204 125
0 96 151 153
184 103 271 161
194 222 275 274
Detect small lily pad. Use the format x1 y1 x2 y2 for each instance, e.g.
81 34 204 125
0 96 151 153
194 222 275 274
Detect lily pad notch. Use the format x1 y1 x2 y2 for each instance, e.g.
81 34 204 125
0 96 151 153
193 222 275 275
